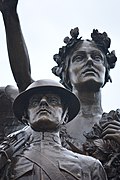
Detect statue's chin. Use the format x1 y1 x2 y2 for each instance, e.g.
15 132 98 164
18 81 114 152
77 80 103 92
30 119 59 132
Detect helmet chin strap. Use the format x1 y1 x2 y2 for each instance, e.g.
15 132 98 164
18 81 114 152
21 116 29 125
61 108 69 124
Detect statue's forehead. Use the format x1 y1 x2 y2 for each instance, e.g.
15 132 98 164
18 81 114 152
70 40 102 55
76 39 96 49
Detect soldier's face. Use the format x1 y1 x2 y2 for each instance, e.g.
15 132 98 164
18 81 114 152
68 40 106 91
27 92 64 132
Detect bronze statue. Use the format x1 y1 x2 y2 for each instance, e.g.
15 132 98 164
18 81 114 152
0 0 32 139
0 0 33 93
0 79 107 179
0 85 22 141
52 27 118 149
52 28 120 179
0 61 25 141
0 0 118 179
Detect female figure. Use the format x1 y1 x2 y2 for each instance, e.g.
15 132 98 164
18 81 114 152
0 0 119 178
52 28 117 149
52 28 120 179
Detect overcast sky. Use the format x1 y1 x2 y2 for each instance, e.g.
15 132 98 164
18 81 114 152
0 0 119 112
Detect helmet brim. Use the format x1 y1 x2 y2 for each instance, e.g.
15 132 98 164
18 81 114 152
13 85 80 122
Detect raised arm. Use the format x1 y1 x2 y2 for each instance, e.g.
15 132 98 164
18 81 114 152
0 0 34 92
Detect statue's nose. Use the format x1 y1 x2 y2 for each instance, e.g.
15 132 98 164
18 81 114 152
39 97 48 106
86 55 93 66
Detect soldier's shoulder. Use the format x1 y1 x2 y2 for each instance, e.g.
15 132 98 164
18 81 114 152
77 153 102 167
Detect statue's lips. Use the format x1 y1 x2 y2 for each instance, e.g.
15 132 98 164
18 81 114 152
37 108 51 115
82 68 97 74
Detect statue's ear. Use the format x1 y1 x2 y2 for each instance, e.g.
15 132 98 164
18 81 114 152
61 108 69 124
5 85 19 102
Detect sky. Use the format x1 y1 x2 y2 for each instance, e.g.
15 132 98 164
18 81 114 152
0 0 119 112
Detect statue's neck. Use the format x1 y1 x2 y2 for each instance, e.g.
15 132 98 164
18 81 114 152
31 130 61 145
73 87 103 117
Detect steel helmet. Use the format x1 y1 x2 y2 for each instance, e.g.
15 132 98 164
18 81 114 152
13 79 80 122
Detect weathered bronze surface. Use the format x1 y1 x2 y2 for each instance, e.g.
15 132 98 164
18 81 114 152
0 79 107 179
52 28 119 179
0 86 24 142
0 0 119 179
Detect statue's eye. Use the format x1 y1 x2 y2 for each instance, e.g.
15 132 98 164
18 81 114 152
91 51 104 63
95 55 102 61
29 95 42 107
29 98 39 107
31 101 39 107
48 97 61 106
72 55 85 62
